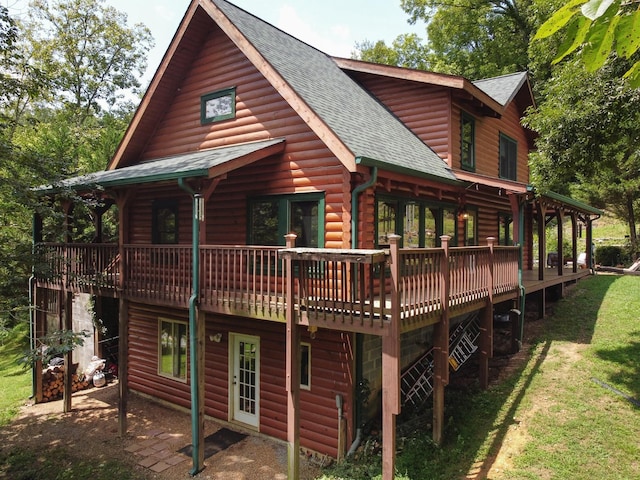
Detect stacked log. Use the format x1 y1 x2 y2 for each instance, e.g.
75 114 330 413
41 365 90 402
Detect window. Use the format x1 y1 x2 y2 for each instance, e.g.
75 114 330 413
300 343 311 390
159 319 187 381
461 112 475 171
248 193 324 247
376 196 458 247
201 87 236 124
498 213 513 246
463 209 477 246
152 200 178 244
499 133 518 181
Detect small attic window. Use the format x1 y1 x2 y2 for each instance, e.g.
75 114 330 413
201 87 236 124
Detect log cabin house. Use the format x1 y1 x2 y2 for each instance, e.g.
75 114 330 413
30 0 602 478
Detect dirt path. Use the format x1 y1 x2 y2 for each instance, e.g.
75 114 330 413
1 385 321 479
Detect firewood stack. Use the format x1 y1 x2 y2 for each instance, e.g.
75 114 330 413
41 364 90 402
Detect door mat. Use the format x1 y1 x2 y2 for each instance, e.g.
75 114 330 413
178 428 247 459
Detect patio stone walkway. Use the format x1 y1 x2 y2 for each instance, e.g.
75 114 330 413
124 428 189 473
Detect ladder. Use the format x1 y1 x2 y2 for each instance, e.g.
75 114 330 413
401 313 480 407
448 314 480 371
401 349 435 407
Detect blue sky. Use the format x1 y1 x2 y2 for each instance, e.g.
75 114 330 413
5 0 425 83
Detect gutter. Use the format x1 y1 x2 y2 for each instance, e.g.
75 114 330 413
348 166 377 456
178 178 204 476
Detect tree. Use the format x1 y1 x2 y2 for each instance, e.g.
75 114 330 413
354 34 430 70
0 1 150 330
18 0 153 173
524 58 640 249
534 0 640 87
353 1 563 80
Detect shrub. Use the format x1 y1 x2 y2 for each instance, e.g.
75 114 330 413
595 245 628 266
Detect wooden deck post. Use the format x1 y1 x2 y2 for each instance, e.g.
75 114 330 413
433 235 451 445
479 237 495 389
382 235 402 480
570 212 578 273
63 291 73 413
115 191 131 437
284 234 300 480
118 298 129 436
556 209 564 277
536 201 546 281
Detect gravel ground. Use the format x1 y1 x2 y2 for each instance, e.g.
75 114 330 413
1 382 321 480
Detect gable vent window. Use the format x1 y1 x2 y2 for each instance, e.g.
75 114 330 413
201 87 236 125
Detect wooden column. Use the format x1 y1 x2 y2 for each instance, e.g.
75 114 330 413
536 202 546 281
479 237 496 389
433 235 451 445
586 217 594 271
63 291 73 413
382 235 402 480
118 298 129 437
115 191 131 437
556 209 564 277
571 212 578 273
284 233 300 480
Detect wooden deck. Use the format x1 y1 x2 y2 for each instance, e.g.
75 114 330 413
33 241 594 336
523 267 592 293
36 238 520 335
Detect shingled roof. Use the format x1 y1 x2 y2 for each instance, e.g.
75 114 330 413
211 0 457 183
473 71 529 107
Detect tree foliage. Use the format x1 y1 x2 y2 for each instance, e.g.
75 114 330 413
534 0 640 87
524 58 640 247
354 1 563 80
0 1 152 328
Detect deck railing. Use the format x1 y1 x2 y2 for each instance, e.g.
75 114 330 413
34 238 521 330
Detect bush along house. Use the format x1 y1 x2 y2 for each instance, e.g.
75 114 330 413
30 0 602 478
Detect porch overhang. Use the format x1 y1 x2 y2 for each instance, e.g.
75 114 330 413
39 138 286 193
454 170 530 194
537 190 603 218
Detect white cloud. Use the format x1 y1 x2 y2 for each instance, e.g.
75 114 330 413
275 4 354 57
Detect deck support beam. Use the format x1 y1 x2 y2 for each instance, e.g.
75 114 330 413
382 235 402 480
118 298 129 436
284 234 300 480
433 235 451 446
63 291 73 413
479 237 496 390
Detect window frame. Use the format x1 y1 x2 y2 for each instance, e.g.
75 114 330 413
247 193 325 247
375 195 459 248
463 208 478 246
460 112 475 171
498 212 513 246
200 86 236 125
300 342 311 390
152 199 179 244
158 318 188 383
499 133 518 181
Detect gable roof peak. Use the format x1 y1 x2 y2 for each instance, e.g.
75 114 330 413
473 71 530 107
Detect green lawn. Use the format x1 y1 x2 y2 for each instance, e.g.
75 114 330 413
320 274 640 479
0 322 31 426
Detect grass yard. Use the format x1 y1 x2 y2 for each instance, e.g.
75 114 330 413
0 323 31 427
321 274 640 479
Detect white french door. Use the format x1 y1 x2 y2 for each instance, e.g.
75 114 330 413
231 334 260 428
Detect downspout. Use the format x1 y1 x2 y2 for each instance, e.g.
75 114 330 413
348 167 377 457
178 178 203 476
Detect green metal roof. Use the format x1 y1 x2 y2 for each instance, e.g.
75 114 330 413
40 138 285 192
541 190 603 216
